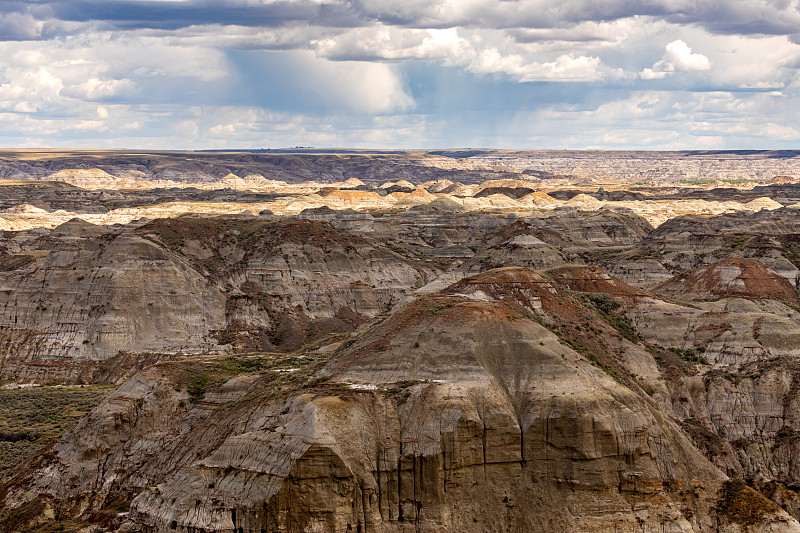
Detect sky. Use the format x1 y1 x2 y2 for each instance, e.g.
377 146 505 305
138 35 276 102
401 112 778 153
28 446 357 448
1 1 800 149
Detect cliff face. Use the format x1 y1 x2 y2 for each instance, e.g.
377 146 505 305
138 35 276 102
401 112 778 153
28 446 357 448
0 231 227 383
4 268 799 533
0 217 436 383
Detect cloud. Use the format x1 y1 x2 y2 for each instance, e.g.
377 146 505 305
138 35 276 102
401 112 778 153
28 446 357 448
64 77 136 99
310 24 630 82
1 0 800 149
0 0 795 43
641 40 710 79
660 40 711 71
760 122 800 139
0 12 44 39
468 50 614 82
1 85 800 150
521 90 800 149
508 18 649 48
0 66 63 112
168 24 344 51
48 0 361 30
231 50 414 113
313 26 470 61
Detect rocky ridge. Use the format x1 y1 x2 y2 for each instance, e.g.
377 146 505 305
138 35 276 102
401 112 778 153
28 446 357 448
6 156 800 531
8 268 793 533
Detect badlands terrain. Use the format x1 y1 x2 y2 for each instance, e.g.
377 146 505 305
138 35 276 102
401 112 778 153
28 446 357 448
5 149 800 531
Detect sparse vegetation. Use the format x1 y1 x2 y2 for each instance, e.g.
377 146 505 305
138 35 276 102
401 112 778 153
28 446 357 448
717 479 781 526
581 293 638 342
428 300 454 315
6 156 800 531
668 346 709 365
0 385 115 474
382 380 423 401
727 237 747 249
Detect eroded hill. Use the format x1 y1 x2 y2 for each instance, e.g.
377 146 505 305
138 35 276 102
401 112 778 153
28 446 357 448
5 160 800 532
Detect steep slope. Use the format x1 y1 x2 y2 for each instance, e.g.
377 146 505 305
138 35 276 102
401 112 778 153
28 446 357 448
4 268 798 532
608 208 800 289
137 216 436 318
655 258 798 304
0 217 437 383
0 229 226 383
461 221 573 272
137 217 438 352
545 264 647 297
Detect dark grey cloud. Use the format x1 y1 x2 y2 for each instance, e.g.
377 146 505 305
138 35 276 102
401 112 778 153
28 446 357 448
347 0 796 34
0 0 798 40
663 0 800 37
48 0 362 30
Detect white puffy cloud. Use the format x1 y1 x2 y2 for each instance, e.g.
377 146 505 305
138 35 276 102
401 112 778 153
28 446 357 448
314 26 470 61
641 40 710 79
311 24 629 82
0 66 63 112
468 49 615 82
660 40 711 70
64 78 136 99
0 30 233 116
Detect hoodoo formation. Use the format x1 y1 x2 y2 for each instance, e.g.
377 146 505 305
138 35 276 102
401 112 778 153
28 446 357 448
6 150 800 532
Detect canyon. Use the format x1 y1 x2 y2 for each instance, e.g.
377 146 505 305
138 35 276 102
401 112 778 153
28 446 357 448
4 150 800 532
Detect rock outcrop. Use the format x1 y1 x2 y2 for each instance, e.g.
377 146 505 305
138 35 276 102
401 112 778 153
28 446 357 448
655 259 798 304
0 217 436 383
5 268 800 532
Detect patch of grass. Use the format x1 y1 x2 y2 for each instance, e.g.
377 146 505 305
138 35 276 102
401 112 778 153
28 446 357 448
187 377 208 403
382 380 424 401
0 385 115 475
717 479 781 526
704 368 741 385
428 301 453 315
582 293 620 314
168 352 332 404
668 346 709 365
727 238 747 249
581 294 638 342
139 235 166 249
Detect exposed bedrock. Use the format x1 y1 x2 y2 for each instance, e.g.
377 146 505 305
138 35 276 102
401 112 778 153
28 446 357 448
0 217 437 383
5 268 798 532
